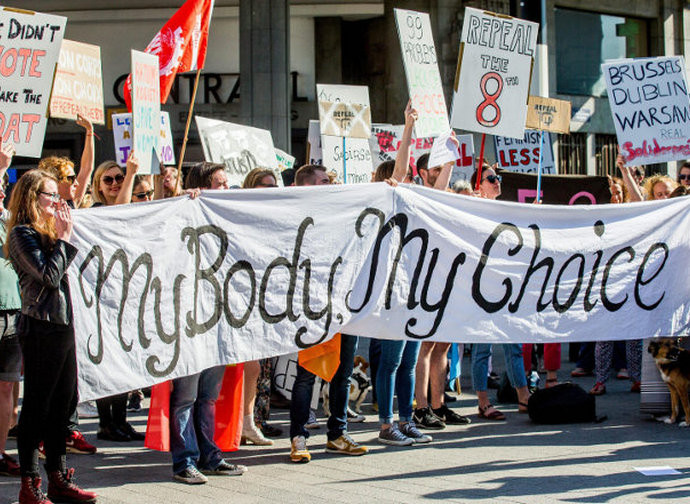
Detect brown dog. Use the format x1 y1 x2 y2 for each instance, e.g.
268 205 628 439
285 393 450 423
648 338 690 426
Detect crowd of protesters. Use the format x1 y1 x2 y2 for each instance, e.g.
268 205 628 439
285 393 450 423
0 102 687 504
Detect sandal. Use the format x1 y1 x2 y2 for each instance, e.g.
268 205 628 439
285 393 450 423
589 382 606 395
478 404 506 421
518 401 529 414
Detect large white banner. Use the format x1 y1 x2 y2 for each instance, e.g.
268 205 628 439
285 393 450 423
70 185 690 399
394 8 449 138
603 56 690 166
450 7 537 139
0 8 66 157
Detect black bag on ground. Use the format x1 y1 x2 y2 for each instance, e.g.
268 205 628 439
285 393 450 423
528 383 602 424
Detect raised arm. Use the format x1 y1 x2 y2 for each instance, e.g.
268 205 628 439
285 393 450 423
433 133 459 190
0 143 14 180
617 150 642 202
115 152 139 205
74 114 95 206
391 100 418 183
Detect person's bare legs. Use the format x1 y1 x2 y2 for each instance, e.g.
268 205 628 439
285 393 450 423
243 360 261 417
429 343 450 410
11 381 18 427
414 342 435 409
0 380 14 453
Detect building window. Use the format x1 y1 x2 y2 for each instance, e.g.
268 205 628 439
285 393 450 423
558 133 587 174
555 8 649 96
595 134 618 176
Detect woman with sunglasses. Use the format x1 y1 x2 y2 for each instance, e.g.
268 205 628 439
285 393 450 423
469 166 530 421
116 153 154 204
88 157 145 442
38 115 94 209
6 170 97 503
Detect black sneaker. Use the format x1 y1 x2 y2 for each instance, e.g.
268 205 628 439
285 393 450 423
413 407 446 430
433 404 471 425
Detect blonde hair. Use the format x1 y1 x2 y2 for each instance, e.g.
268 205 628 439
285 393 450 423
4 170 58 258
242 168 276 189
91 161 123 205
38 156 74 181
643 174 677 200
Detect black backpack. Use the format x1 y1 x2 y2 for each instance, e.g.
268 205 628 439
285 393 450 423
528 383 606 424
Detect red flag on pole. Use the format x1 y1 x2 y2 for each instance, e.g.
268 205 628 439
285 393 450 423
123 0 214 111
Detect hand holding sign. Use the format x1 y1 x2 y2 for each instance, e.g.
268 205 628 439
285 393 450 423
428 131 460 169
0 143 15 172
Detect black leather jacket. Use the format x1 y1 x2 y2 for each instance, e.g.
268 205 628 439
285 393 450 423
8 225 78 326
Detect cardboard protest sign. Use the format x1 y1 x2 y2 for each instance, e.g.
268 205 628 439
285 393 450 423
602 56 690 166
494 131 555 174
317 84 372 183
498 170 610 205
394 8 449 138
275 148 295 172
50 40 104 124
112 112 175 167
450 134 475 184
450 7 537 139
318 102 371 138
195 116 282 187
0 8 66 157
526 96 571 134
131 50 161 174
307 120 322 165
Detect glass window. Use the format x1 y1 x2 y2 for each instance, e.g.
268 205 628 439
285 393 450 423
555 8 649 96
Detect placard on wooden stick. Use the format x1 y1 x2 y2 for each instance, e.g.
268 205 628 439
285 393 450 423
525 96 571 134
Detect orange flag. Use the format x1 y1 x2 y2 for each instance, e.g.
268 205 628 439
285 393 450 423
298 333 342 382
144 363 244 452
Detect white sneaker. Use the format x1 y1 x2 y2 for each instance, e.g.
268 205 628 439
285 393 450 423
77 401 98 419
173 466 208 484
241 422 274 446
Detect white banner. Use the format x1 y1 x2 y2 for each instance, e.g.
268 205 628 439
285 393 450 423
603 56 690 166
195 116 282 187
131 50 161 174
495 131 555 174
394 8 449 138
0 8 66 157
450 7 537 139
112 112 175 167
70 185 690 400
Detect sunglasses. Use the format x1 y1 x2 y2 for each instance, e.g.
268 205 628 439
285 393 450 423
39 191 61 202
133 190 154 199
61 175 77 184
483 174 502 184
679 174 690 181
102 174 124 186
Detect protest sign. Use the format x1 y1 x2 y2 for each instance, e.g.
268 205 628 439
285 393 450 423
602 56 690 166
450 7 537 139
131 50 161 174
495 131 555 174
307 120 322 165
317 84 372 183
428 132 460 168
0 8 66 157
450 134 475 184
275 148 295 172
526 96 571 134
49 40 104 124
112 112 175 167
498 171 610 204
71 184 690 399
318 101 371 138
195 116 282 187
394 8 449 138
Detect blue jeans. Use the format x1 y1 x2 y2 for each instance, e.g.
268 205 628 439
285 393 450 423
471 344 527 391
289 334 358 441
376 340 421 424
170 365 226 474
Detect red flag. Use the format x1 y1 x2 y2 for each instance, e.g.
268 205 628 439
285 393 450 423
123 0 214 111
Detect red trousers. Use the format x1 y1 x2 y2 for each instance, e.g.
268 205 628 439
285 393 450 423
522 343 561 372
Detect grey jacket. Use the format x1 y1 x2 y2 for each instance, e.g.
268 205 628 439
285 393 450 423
8 225 78 326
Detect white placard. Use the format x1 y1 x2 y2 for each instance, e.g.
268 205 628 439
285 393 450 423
131 50 161 174
394 8 449 138
494 131 555 174
307 120 322 165
112 112 175 167
0 8 66 157
321 136 372 184
450 7 538 139
195 116 282 187
451 134 475 184
603 56 690 166
428 132 460 169
275 148 295 172
70 184 690 400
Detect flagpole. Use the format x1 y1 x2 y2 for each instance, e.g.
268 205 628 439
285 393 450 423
475 133 486 191
176 68 202 186
536 130 544 203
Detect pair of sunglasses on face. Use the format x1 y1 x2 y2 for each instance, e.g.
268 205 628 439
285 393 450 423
483 174 502 184
679 174 690 181
132 190 154 199
102 174 125 186
61 175 77 184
